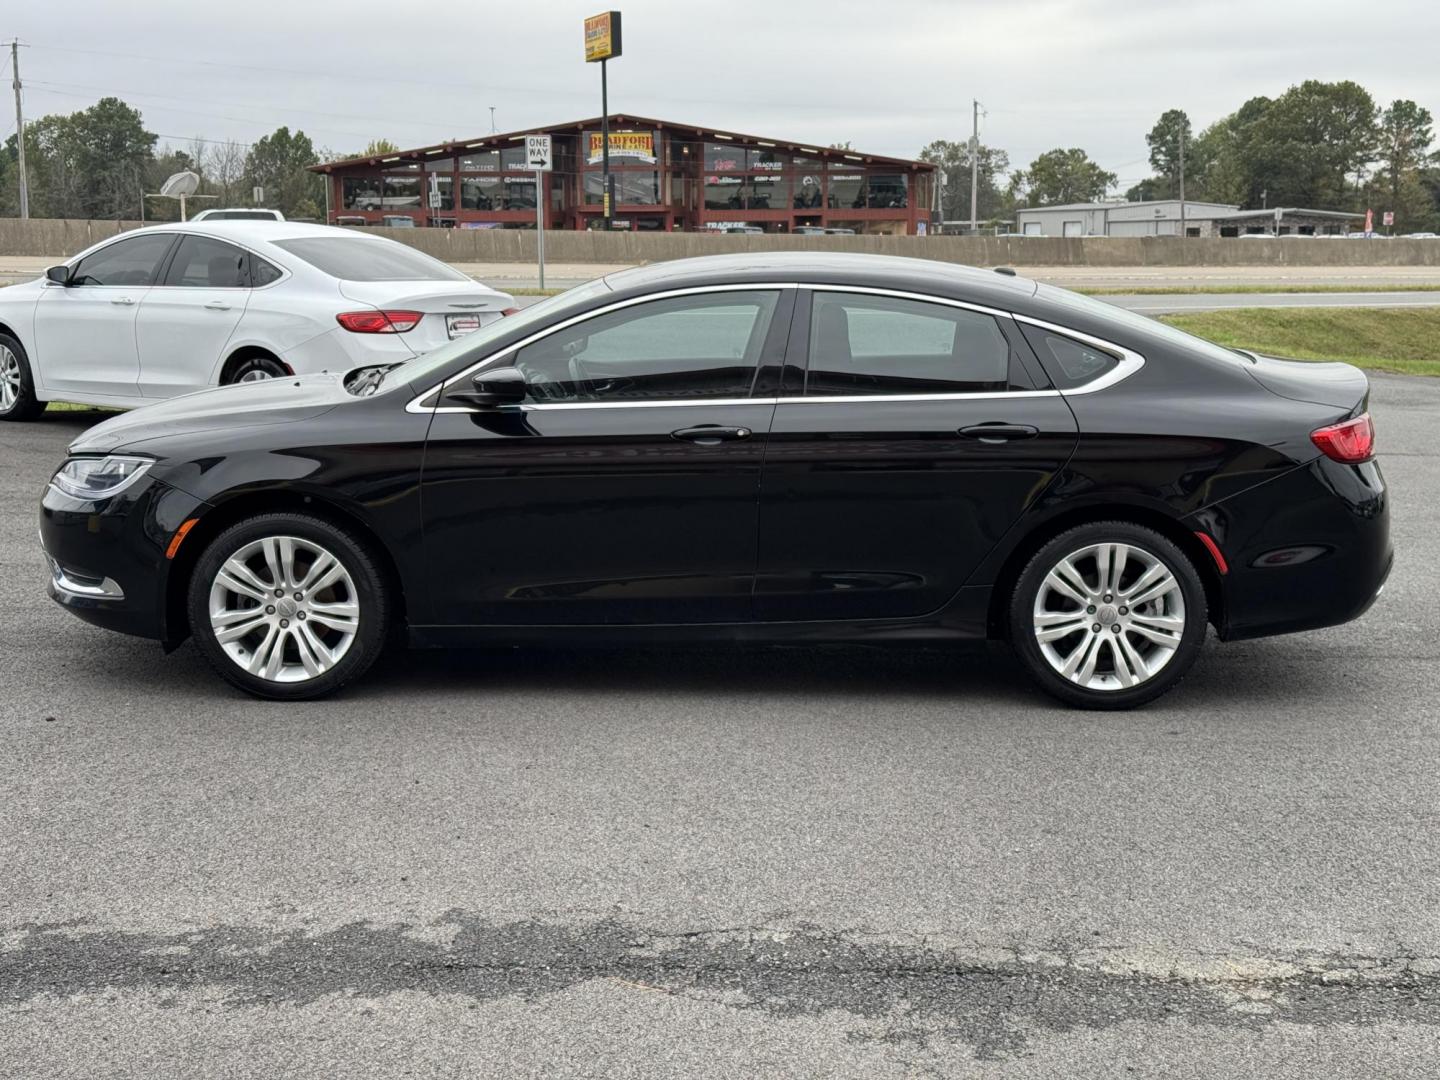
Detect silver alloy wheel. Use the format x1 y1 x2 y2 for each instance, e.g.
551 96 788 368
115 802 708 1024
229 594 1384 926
208 535 360 683
0 345 21 413
1032 542 1186 692
237 369 273 383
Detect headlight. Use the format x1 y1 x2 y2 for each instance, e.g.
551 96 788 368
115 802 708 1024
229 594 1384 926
50 455 155 500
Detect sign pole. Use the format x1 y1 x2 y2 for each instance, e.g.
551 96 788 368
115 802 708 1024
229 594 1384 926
584 11 622 231
601 58 611 231
525 133 553 289
536 168 546 289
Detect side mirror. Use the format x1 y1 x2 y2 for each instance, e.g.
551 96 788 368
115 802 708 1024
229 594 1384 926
444 367 527 410
45 265 71 286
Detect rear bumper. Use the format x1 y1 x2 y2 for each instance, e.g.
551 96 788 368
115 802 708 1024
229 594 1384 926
1190 456 1391 641
39 476 211 642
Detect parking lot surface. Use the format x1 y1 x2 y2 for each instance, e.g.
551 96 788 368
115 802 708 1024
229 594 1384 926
2 374 1438 1078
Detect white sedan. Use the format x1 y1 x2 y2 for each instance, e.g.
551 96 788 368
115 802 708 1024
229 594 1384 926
0 222 516 420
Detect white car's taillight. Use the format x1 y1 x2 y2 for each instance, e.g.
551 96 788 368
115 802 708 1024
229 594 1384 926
336 310 423 333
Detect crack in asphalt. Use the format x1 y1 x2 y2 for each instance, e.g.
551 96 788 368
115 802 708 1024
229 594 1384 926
6 916 1440 1060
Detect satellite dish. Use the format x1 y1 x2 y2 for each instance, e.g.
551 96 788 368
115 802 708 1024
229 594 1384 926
158 170 200 197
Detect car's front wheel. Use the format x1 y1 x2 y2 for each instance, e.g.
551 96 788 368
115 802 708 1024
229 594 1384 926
0 333 47 421
1008 522 1207 709
186 513 390 700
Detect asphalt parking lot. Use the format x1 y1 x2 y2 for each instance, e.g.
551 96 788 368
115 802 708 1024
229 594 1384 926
2 373 1439 1078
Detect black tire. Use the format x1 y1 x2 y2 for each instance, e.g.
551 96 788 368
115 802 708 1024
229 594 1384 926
1008 521 1207 710
224 354 288 385
0 332 48 421
186 512 391 700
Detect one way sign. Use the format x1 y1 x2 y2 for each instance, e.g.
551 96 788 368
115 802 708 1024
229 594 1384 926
525 135 553 172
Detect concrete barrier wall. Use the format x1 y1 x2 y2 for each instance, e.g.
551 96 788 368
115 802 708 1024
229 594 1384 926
6 217 1440 268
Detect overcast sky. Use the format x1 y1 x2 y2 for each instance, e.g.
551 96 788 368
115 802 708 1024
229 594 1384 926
7 0 1439 184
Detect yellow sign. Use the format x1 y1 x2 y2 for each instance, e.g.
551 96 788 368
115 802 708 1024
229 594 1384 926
587 131 654 164
584 11 622 62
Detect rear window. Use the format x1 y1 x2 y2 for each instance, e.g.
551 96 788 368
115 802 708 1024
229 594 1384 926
270 237 469 282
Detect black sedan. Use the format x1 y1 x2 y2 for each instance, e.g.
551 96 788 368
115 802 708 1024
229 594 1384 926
38 253 1390 708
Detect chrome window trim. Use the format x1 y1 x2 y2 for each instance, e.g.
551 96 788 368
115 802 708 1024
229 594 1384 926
406 283 1143 414
1012 314 1147 396
407 283 801 414
804 282 1015 321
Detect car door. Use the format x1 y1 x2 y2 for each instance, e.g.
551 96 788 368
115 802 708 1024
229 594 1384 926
754 287 1079 622
32 232 179 400
135 234 250 397
420 286 794 625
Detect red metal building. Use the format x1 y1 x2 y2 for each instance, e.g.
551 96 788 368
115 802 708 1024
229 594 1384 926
311 115 936 235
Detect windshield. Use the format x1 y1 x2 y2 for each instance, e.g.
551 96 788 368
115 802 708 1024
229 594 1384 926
1034 284 1257 366
387 278 614 390
271 236 470 282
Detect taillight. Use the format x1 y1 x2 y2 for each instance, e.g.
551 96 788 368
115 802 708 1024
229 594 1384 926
335 310 423 333
501 307 521 317
1311 413 1375 464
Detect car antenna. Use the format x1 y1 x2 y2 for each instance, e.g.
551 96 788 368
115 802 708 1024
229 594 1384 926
993 266 1017 276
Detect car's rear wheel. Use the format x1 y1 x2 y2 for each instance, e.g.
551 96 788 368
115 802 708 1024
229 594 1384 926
0 333 48 421
225 354 288 385
1008 522 1207 710
186 513 390 700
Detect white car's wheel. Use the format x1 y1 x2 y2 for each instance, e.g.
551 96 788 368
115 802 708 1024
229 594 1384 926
0 334 47 421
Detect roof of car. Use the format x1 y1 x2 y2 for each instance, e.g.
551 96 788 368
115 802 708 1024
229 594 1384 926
603 252 1041 306
125 221 389 245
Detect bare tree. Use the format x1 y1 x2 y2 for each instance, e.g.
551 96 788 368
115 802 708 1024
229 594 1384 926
207 138 248 206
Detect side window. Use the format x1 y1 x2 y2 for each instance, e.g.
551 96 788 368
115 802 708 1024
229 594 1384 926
513 291 780 403
250 256 283 287
806 292 1012 396
70 234 176 287
161 236 248 288
1018 324 1120 390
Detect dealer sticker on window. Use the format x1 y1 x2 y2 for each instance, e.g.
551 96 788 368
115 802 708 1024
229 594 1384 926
446 314 484 339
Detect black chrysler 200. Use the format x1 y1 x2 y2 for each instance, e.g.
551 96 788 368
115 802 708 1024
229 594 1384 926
37 253 1390 708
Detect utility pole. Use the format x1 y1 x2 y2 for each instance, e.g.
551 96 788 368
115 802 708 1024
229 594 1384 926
9 40 28 220
489 106 497 134
1178 125 1186 239
969 99 982 235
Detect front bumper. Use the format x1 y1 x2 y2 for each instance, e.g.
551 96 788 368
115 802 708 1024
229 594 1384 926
40 475 211 641
1189 455 1391 641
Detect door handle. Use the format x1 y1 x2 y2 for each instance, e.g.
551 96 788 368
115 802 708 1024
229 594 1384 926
109 296 135 306
205 301 232 311
671 424 753 445
959 423 1039 444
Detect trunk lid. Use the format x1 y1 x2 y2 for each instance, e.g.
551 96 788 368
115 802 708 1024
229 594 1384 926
1242 352 1370 412
337 280 514 354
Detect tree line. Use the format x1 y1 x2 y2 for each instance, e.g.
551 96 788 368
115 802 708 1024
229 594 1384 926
3 81 1437 231
923 80 1437 232
0 97 333 221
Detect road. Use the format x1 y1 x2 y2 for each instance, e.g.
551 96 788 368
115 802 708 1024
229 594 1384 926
1097 290 1440 314
2 375 1439 1078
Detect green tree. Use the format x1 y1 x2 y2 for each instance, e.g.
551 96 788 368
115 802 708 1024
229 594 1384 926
1251 80 1379 207
917 139 1011 223
1012 148 1117 206
1374 100 1434 221
361 138 400 158
1145 109 1193 198
244 126 323 215
0 98 157 219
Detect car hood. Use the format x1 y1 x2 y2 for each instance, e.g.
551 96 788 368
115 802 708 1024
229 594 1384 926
69 374 350 454
1243 353 1370 412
